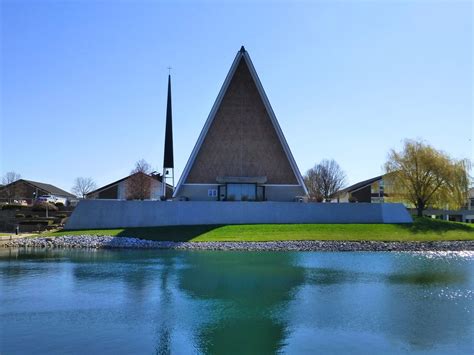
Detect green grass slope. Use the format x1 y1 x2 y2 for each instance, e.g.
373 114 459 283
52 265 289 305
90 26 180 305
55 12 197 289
48 218 474 242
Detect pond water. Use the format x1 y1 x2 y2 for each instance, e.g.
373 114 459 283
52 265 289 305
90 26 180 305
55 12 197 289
0 249 473 354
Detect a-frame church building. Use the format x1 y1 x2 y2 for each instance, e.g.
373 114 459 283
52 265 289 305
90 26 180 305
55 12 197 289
65 47 413 230
174 47 308 202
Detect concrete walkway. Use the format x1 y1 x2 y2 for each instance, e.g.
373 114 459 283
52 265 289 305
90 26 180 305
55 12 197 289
0 233 38 239
0 233 39 246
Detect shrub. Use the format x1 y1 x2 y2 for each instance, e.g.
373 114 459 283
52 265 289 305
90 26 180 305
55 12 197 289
32 202 58 212
55 202 64 207
19 220 52 226
2 204 27 210
15 213 25 218
56 213 68 218
348 196 358 203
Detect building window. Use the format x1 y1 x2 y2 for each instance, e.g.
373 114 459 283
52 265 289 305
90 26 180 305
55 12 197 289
208 189 217 197
226 183 256 201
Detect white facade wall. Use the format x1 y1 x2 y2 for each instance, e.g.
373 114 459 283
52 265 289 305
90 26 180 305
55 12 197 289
111 180 163 200
117 181 127 199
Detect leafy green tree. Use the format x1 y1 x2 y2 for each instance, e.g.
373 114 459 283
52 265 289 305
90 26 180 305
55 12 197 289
385 140 471 217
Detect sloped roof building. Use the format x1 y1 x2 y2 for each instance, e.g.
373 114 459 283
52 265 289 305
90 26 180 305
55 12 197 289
0 179 76 202
332 175 386 203
86 172 173 200
174 47 307 201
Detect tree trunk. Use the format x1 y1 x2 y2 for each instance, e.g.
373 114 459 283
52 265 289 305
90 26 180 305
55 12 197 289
416 199 425 217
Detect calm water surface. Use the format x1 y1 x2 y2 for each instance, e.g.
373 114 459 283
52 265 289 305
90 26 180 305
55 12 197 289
0 248 473 354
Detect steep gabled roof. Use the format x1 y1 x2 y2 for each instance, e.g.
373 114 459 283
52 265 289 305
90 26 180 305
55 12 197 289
174 46 307 197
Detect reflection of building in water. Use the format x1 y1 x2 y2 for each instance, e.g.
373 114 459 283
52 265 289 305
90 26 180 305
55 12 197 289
154 252 175 355
2 250 473 353
176 251 306 354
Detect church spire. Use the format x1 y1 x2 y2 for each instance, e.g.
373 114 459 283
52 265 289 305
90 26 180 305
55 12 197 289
162 74 174 197
164 74 174 169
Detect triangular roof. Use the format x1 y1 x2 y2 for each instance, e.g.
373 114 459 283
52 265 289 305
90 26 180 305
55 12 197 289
336 175 384 195
0 179 76 198
85 172 172 197
174 47 307 197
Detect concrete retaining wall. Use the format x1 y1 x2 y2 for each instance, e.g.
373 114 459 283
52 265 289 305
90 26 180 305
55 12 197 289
65 200 412 229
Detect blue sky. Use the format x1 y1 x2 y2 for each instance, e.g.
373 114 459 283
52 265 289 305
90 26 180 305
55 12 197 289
1 0 472 192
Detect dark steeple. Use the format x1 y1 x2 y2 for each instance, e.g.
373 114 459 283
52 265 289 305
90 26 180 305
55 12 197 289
163 74 174 169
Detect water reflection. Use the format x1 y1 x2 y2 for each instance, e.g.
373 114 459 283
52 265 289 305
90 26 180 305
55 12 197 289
382 253 474 351
0 249 473 354
154 251 177 355
282 252 474 353
177 252 305 354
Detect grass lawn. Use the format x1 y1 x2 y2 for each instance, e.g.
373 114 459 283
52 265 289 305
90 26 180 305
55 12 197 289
46 218 474 242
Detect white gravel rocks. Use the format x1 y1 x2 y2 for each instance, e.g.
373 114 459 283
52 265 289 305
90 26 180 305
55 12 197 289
4 235 474 251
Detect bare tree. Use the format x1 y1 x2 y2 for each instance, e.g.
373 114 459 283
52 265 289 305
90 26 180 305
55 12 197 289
2 171 21 185
0 171 23 202
304 160 347 202
126 159 153 200
72 177 97 198
385 139 471 217
131 159 151 174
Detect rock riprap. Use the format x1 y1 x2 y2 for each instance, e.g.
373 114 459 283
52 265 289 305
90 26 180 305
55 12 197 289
4 236 474 251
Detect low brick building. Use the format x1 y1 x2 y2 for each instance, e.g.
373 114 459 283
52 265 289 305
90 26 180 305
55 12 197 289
0 179 76 204
86 172 173 200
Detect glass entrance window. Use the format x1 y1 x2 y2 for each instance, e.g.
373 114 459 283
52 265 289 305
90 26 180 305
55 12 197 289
227 184 256 201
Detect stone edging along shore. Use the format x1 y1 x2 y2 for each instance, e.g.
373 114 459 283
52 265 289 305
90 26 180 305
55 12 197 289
3 235 474 251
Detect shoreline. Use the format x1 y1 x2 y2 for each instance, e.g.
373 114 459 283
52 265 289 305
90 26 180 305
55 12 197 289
3 235 474 251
